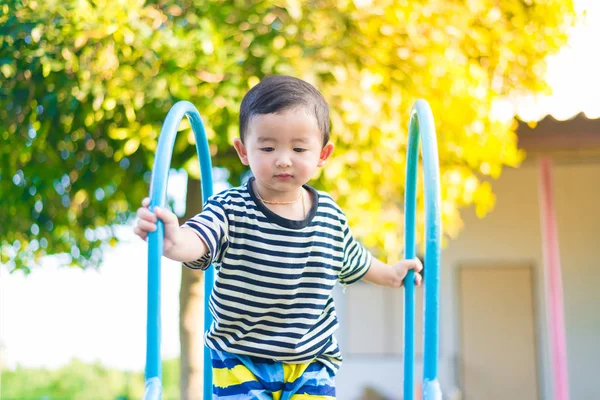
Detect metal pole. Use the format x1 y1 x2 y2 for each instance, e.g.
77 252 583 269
144 101 214 400
403 100 442 400
538 157 570 400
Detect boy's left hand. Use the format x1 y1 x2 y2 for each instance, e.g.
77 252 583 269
392 258 423 287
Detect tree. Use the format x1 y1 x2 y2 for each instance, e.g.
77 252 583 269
1 0 575 397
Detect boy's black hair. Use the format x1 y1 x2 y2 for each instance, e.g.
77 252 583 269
239 75 330 146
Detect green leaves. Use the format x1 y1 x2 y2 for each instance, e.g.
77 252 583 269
1 0 574 269
1 358 182 399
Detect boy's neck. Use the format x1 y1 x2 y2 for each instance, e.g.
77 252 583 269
252 180 310 221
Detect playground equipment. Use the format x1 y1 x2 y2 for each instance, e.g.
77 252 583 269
144 101 214 400
143 100 442 399
403 100 442 400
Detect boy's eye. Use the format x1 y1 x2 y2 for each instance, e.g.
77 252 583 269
260 147 274 152
293 148 307 153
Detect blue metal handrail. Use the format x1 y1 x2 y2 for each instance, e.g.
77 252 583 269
403 100 442 400
143 99 441 400
144 101 215 400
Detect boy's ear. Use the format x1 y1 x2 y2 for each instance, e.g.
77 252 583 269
318 142 335 167
233 138 249 166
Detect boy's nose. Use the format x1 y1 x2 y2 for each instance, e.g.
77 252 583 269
275 154 292 168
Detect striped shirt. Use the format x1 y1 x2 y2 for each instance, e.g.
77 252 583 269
182 177 372 372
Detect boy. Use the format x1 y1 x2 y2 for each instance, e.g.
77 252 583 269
134 75 422 399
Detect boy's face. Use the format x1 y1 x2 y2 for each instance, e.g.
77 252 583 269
233 108 334 195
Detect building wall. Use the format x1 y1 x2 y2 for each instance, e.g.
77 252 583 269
334 161 600 400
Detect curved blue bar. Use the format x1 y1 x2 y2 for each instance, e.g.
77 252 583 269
403 100 442 400
403 112 419 400
145 101 214 399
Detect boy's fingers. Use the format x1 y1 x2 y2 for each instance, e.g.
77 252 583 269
415 273 423 287
136 219 157 232
413 259 423 272
137 207 157 221
142 197 150 207
406 259 423 272
133 226 148 241
155 207 178 224
154 206 165 221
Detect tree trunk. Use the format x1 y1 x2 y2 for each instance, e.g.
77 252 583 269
179 177 205 400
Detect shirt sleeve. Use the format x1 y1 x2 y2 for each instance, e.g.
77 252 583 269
338 215 372 286
181 198 229 270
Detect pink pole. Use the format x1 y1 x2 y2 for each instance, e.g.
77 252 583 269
538 157 570 400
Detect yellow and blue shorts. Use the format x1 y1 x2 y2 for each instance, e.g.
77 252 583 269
211 349 336 399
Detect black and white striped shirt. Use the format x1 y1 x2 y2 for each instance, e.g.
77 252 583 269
183 177 372 371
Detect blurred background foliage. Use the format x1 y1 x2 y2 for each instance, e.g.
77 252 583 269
1 358 179 399
0 0 575 270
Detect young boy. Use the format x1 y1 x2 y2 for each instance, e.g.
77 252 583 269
134 75 422 399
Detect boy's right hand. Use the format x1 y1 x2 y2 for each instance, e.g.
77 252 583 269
134 197 181 253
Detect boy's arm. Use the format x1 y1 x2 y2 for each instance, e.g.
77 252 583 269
149 205 210 263
164 227 209 263
362 257 423 288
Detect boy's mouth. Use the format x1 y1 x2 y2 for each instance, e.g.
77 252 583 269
274 174 293 179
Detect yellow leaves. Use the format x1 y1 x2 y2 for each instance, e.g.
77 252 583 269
121 27 135 46
396 48 411 60
183 156 201 180
109 127 128 140
281 45 303 59
473 182 496 218
74 33 88 49
285 0 303 20
462 175 478 203
70 190 89 217
177 118 191 132
139 123 157 145
142 139 156 152
144 6 167 30
248 76 260 88
440 165 496 224
168 4 183 16
105 24 118 36
186 127 197 146
479 162 491 175
103 98 117 111
97 45 119 77
201 39 214 55
197 71 225 83
0 64 14 78
31 26 42 42
125 106 136 122
61 48 73 61
331 66 348 83
42 62 51 77
124 138 140 155
324 158 345 181
109 124 154 155
272 36 286 50
84 113 95 127
360 70 384 90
